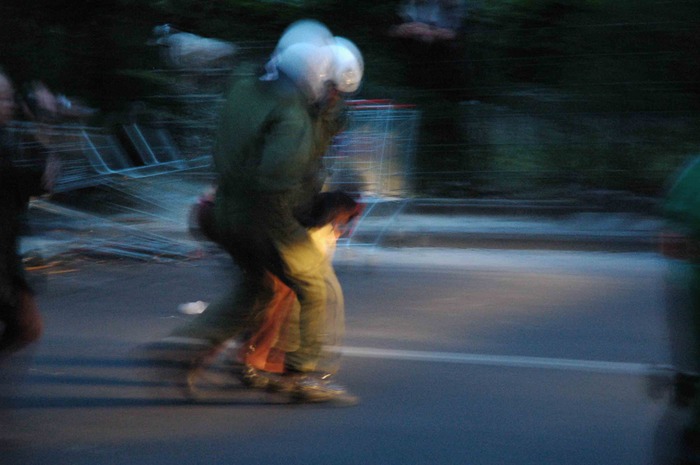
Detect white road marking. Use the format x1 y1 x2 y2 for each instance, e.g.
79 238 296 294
337 346 669 376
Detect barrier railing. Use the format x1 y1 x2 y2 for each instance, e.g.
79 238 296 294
324 100 421 247
6 121 212 193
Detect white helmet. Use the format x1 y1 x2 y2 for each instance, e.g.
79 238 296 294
261 19 333 87
266 20 364 101
275 42 334 102
329 37 364 94
275 19 333 54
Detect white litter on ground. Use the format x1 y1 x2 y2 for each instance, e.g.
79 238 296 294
178 300 209 315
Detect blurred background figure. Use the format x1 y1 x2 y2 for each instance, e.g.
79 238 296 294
0 70 58 360
18 80 97 127
652 155 700 464
1 70 60 455
389 0 467 43
150 24 238 69
19 81 58 123
388 0 470 197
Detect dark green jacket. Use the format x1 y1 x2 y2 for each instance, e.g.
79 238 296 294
213 74 343 247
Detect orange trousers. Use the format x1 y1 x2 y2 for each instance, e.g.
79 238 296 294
237 273 296 373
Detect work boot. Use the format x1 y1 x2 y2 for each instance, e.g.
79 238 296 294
265 372 357 403
237 364 271 390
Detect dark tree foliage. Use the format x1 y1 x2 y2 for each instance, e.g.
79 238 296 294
0 0 698 196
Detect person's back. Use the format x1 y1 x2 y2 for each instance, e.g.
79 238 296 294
213 74 315 243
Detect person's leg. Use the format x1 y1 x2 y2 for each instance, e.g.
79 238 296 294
242 235 355 402
137 226 282 398
171 225 281 346
241 262 345 380
171 267 272 346
316 261 344 376
257 261 343 376
253 233 324 373
239 272 296 373
280 265 326 373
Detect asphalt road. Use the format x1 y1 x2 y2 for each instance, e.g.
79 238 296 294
0 247 683 464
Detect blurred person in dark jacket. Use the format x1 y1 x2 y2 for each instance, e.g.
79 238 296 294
0 70 57 359
389 0 466 43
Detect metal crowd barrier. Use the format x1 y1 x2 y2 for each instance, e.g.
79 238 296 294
6 121 212 193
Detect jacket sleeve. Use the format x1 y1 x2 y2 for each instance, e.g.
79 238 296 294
253 101 320 248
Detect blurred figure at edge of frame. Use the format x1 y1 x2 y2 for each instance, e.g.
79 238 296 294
0 70 59 361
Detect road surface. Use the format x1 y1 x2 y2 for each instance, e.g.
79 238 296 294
0 247 681 464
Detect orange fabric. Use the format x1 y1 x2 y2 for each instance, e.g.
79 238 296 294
238 273 296 373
